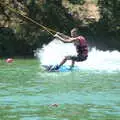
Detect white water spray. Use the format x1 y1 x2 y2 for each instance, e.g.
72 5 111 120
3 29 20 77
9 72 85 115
36 39 120 71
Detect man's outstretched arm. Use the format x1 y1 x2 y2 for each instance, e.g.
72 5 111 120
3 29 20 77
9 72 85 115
56 32 70 39
54 34 77 43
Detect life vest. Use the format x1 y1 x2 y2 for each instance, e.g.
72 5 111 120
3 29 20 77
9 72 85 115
75 36 88 57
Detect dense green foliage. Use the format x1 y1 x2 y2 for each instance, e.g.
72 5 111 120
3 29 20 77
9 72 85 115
68 0 85 4
0 0 120 57
98 0 120 33
0 0 75 57
88 0 120 50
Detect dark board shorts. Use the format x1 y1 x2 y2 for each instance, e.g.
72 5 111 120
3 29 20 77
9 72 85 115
67 55 88 62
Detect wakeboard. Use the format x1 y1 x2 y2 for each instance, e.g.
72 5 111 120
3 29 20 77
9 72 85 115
42 65 80 72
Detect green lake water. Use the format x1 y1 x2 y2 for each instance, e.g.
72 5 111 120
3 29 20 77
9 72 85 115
0 59 120 120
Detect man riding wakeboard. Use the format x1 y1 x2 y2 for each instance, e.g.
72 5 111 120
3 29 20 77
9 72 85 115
49 28 88 71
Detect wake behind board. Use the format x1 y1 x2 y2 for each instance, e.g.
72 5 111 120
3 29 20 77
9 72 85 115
42 65 80 72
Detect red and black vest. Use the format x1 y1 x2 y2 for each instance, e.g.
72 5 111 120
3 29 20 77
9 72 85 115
75 36 88 57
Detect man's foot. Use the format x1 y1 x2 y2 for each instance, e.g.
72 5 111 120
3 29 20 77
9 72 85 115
69 67 73 71
46 65 52 71
49 65 60 71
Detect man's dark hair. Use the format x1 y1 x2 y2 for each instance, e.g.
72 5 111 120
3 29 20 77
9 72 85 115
71 28 79 35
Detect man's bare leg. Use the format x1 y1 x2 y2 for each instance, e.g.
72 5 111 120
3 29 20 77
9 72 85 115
70 60 75 69
50 56 70 71
58 57 68 68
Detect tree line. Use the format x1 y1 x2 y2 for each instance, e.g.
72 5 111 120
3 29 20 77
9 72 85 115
0 0 120 57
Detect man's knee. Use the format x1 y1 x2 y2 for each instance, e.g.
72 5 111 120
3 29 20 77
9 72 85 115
64 56 71 60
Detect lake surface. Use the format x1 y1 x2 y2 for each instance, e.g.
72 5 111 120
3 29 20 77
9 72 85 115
0 59 120 120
